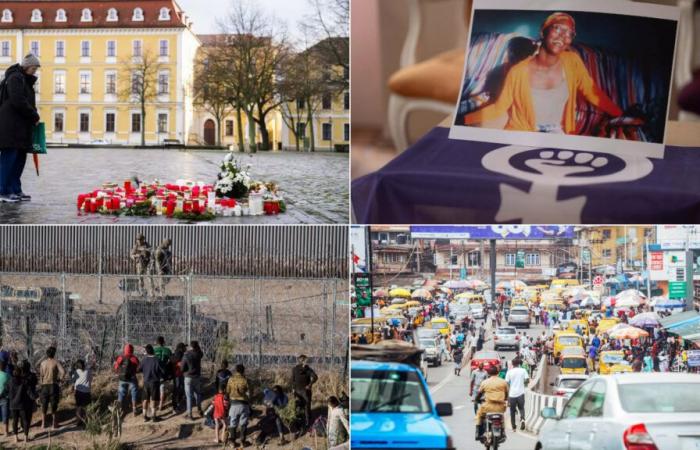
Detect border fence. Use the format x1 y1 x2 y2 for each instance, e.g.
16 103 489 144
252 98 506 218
0 273 348 371
0 225 348 278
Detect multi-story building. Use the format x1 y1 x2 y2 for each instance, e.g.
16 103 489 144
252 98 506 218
279 37 349 151
580 226 654 270
432 239 574 282
0 0 199 145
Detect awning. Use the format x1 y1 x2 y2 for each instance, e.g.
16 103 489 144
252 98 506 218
660 311 700 340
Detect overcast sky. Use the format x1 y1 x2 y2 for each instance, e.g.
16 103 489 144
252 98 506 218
176 0 309 42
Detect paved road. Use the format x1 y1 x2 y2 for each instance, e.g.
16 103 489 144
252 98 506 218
2 148 348 224
425 319 548 450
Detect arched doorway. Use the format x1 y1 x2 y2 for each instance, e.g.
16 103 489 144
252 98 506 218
203 119 216 145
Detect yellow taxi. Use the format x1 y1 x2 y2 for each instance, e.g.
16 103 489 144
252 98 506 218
553 332 584 360
596 318 621 336
511 297 528 307
566 319 590 336
427 317 451 336
609 363 633 374
544 300 565 312
560 352 588 374
598 350 629 375
455 293 485 304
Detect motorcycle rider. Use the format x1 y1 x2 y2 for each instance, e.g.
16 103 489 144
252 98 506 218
474 365 509 441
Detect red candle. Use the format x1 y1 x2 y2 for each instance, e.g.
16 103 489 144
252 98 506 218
88 199 97 213
77 194 86 210
166 200 175 216
183 201 192 213
192 186 200 197
111 197 120 210
124 180 132 191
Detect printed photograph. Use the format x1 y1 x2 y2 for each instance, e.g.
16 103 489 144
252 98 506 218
450 0 679 156
0 225 348 448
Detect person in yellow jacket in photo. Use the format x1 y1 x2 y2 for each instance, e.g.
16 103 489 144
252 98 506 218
465 12 624 134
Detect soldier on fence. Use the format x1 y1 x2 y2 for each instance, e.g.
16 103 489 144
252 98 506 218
130 234 152 295
155 238 173 296
292 354 318 438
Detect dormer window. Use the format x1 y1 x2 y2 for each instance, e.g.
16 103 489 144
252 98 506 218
31 9 42 23
81 8 92 22
55 9 66 22
158 7 170 21
106 8 118 22
1 9 12 23
132 7 144 21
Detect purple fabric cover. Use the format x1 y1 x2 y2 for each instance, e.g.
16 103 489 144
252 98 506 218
352 127 700 224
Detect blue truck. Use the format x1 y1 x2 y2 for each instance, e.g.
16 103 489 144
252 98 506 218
351 359 455 449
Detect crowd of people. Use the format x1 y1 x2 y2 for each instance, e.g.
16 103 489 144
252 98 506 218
0 337 349 447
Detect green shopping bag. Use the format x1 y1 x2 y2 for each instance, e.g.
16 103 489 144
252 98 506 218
31 122 46 176
31 122 47 154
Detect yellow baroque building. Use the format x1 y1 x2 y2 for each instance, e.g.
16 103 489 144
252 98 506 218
0 0 199 145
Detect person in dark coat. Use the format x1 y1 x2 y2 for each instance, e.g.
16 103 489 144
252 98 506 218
181 340 203 419
0 54 40 203
291 354 318 437
9 361 36 443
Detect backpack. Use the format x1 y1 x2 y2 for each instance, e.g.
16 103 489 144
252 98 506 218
309 415 327 437
118 356 135 381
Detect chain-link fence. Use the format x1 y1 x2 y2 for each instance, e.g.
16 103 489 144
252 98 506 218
0 273 348 371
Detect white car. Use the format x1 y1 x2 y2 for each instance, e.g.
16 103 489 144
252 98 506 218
537 373 700 450
469 303 485 319
550 374 589 399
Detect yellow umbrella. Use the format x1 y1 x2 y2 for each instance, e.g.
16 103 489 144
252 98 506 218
387 304 406 310
608 326 649 340
411 289 432 300
389 288 411 298
405 301 422 307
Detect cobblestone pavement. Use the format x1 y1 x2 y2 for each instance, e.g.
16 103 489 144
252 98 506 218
0 148 349 224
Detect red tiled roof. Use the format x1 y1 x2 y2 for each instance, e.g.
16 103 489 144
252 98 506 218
0 0 189 29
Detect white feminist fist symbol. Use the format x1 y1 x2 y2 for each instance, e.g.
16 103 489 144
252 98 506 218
481 146 655 223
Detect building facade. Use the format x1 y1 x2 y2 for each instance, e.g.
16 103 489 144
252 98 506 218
279 38 350 152
580 226 655 270
0 0 199 145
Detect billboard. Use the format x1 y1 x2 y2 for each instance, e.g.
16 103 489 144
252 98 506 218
410 225 574 240
656 225 700 249
350 226 368 273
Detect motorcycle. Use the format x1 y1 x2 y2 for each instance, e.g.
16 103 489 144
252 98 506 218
482 412 507 450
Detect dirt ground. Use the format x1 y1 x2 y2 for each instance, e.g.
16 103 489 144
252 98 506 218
0 368 346 450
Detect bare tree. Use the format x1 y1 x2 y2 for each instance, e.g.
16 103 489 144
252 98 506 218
119 50 165 146
219 1 288 152
193 43 235 147
307 0 349 89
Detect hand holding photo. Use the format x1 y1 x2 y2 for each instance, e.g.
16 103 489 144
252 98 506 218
450 0 680 157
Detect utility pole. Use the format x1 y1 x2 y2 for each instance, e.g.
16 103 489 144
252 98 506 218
490 239 497 303
366 228 375 333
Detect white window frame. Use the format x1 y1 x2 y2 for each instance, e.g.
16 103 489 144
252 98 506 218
1 9 12 23
159 39 168 57
31 9 42 23
157 70 169 96
104 71 117 97
78 71 92 101
106 8 118 22
131 112 142 133
29 41 40 57
81 8 92 22
525 252 541 266
158 7 170 21
106 40 117 63
505 253 516 267
55 40 65 58
55 9 66 22
157 112 169 134
104 110 117 134
0 40 11 62
132 39 142 57
132 8 144 22
81 40 90 57
53 70 66 97
78 111 91 134
225 120 234 137
53 110 65 134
